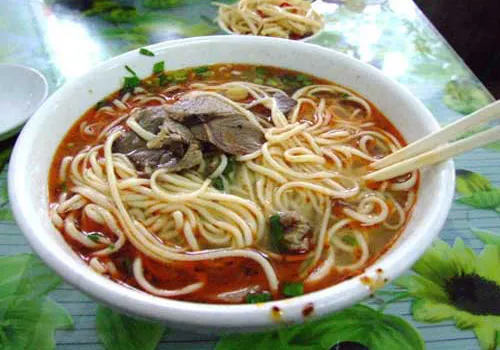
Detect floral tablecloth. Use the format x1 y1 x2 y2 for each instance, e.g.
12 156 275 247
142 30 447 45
0 1 498 349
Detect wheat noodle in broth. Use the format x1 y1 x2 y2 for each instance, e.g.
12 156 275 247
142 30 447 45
49 64 418 304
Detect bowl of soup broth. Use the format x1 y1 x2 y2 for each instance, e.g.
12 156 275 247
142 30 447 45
9 36 454 331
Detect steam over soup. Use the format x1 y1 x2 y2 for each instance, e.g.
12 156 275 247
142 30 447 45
49 64 418 304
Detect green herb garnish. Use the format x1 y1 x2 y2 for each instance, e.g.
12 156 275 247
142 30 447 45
342 235 358 246
123 76 141 91
266 77 282 87
255 67 268 76
95 100 108 110
245 291 272 304
270 214 285 252
283 282 304 297
223 157 236 178
87 233 102 243
159 74 172 86
139 47 155 56
108 243 115 249
296 74 308 81
193 66 209 75
60 182 68 192
253 77 265 84
125 65 137 76
212 177 224 191
340 92 350 98
153 61 165 74
170 70 188 83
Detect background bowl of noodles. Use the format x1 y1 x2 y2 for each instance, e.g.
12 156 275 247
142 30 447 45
9 36 454 332
215 0 325 42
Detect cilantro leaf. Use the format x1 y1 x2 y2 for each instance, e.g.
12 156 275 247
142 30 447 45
123 76 141 92
96 305 167 350
222 157 236 178
212 177 224 191
269 214 284 252
139 48 155 56
0 254 61 299
283 282 304 297
455 169 492 195
153 61 165 74
245 292 272 304
216 304 424 350
0 296 73 350
125 65 137 76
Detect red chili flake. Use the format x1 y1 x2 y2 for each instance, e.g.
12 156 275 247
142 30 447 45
280 2 291 7
257 10 267 18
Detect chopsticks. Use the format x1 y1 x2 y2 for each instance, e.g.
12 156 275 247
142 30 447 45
363 100 500 182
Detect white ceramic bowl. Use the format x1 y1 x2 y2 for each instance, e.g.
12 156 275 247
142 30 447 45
9 36 454 332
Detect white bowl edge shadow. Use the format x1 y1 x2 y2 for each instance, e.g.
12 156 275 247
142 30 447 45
8 36 455 333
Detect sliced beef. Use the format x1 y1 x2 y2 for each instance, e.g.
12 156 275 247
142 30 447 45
164 92 239 122
274 92 297 115
113 108 201 174
279 211 312 254
202 115 265 155
132 106 168 133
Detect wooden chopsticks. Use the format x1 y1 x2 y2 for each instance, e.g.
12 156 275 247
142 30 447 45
363 100 500 182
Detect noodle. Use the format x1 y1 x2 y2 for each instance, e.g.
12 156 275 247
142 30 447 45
215 0 324 40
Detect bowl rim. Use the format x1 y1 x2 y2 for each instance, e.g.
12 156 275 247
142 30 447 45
9 35 455 330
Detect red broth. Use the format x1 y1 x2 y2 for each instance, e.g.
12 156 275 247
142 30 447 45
49 64 418 303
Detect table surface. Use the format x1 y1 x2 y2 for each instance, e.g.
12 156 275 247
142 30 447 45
1 1 498 349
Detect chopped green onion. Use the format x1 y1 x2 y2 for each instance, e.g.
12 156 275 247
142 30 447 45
339 92 349 98
171 70 188 83
266 77 282 87
123 76 141 91
108 243 115 249
253 77 265 84
95 100 108 110
125 65 137 76
159 74 172 86
193 66 209 74
87 233 102 243
123 257 133 275
296 74 308 81
342 235 358 246
223 157 236 178
270 214 284 252
246 291 272 304
255 67 268 76
139 47 155 56
283 282 304 297
153 61 165 74
59 182 67 192
212 177 224 191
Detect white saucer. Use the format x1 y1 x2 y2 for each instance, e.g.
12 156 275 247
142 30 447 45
0 64 48 141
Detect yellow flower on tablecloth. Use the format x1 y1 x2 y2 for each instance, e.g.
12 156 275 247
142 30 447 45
395 238 500 350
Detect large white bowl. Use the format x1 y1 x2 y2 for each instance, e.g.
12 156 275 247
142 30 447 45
9 36 454 332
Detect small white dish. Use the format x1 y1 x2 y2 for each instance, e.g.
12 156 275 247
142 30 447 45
0 64 48 141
